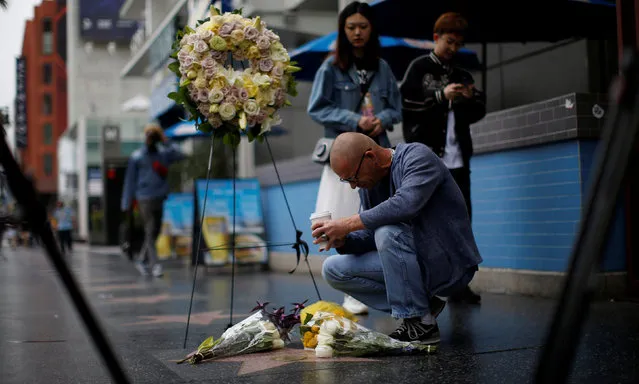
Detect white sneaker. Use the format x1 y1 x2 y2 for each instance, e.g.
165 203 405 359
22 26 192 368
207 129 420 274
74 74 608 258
151 264 164 277
135 262 149 276
342 294 369 315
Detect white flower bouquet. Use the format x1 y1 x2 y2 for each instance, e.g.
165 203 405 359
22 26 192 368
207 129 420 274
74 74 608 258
178 301 306 365
306 312 437 358
167 6 300 146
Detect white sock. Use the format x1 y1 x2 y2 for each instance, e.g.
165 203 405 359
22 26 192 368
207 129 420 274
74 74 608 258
420 313 436 325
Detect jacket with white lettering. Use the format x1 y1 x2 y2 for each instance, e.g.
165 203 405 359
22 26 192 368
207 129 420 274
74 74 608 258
400 52 486 168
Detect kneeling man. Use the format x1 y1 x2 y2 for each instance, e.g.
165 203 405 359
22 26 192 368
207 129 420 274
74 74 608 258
312 132 482 345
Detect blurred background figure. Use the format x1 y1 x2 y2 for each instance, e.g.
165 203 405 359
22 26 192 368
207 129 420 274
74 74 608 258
307 1 402 315
53 200 75 255
121 123 185 278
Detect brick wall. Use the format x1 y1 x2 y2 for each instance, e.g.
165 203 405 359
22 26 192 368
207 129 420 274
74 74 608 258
471 93 610 154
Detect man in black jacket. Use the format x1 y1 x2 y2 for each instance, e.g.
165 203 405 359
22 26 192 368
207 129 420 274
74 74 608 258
400 12 485 304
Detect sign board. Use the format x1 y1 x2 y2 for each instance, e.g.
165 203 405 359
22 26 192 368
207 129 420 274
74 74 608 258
14 57 27 149
156 193 194 260
194 179 268 266
79 0 138 42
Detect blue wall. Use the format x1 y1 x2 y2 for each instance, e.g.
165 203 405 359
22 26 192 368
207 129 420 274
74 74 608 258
262 139 627 272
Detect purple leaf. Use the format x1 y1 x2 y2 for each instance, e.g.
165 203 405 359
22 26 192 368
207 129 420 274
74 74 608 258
250 301 269 312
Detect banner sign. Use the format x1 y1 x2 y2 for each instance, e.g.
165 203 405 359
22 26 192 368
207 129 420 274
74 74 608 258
194 179 268 266
79 0 138 41
156 193 194 260
15 57 27 149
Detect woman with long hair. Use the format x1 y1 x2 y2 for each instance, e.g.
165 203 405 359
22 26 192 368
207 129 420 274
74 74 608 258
308 1 402 315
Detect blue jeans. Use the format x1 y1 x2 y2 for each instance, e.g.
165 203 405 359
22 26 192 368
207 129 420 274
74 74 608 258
322 224 475 319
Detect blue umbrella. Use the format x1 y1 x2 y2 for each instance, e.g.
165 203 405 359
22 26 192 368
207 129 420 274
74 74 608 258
368 0 616 42
290 31 481 82
165 121 287 139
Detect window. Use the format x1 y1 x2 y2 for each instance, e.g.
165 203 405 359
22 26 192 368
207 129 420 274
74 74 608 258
43 63 52 84
43 123 53 144
43 94 52 115
44 154 53 176
43 18 53 55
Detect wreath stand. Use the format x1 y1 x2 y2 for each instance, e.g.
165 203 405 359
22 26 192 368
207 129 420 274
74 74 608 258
182 132 322 348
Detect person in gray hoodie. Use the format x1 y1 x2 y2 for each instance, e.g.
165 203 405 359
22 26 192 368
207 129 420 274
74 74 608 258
121 124 185 277
312 132 482 345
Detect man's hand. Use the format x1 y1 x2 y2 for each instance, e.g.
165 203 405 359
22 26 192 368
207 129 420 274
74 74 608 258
367 118 383 138
443 83 465 100
459 84 474 99
311 214 365 251
358 116 376 131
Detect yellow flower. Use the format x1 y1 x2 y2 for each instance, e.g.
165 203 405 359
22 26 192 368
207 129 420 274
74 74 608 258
230 29 245 44
194 72 207 89
247 46 261 60
299 301 358 324
238 111 247 130
209 36 227 51
209 104 219 113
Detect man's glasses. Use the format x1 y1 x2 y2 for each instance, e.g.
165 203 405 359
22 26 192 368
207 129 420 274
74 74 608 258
340 149 371 183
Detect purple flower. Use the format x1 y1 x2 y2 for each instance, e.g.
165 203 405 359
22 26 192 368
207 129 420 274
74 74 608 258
218 22 235 37
177 49 189 60
197 89 209 103
211 50 226 61
204 68 216 79
256 35 271 50
225 95 239 105
264 29 279 41
258 58 274 72
198 102 211 115
243 26 259 41
230 86 240 98
201 57 216 69
181 55 195 68
271 65 284 78
256 110 268 123
221 86 232 96
238 88 249 101
193 39 209 53
250 301 270 312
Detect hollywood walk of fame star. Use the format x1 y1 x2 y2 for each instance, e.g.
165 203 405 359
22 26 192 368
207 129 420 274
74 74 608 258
104 293 191 305
171 348 382 376
122 310 247 326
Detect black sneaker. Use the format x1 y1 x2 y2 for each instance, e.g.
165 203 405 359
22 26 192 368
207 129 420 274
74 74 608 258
389 318 440 345
430 296 446 318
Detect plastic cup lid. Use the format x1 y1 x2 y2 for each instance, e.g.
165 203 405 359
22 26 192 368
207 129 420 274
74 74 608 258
309 211 331 220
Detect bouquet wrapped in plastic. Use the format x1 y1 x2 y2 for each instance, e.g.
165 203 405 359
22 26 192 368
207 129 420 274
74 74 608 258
303 311 437 358
178 301 305 365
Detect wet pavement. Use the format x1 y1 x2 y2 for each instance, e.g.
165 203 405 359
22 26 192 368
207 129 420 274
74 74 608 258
0 246 638 383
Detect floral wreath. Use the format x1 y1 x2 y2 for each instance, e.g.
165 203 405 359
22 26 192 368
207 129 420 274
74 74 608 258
167 7 300 146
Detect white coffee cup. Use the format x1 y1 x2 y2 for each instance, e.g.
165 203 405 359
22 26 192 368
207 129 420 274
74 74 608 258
309 211 332 250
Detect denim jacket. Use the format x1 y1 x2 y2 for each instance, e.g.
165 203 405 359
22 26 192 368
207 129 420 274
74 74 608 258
120 143 185 211
307 56 402 148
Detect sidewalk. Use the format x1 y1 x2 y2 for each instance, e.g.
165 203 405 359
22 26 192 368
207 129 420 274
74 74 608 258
0 246 637 383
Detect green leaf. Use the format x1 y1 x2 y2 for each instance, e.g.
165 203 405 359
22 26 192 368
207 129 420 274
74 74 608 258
302 312 313 325
167 92 180 102
196 17 210 26
232 8 243 15
180 78 191 87
168 61 181 75
184 26 195 34
198 121 213 133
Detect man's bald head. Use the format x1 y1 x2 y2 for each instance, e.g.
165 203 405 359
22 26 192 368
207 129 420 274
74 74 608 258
330 133 378 171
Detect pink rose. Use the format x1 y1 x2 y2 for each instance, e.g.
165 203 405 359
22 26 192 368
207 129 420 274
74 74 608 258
178 49 189 60
225 95 239 105
197 29 213 41
209 115 223 128
211 50 225 61
238 88 249 101
193 39 209 53
198 102 211 115
204 68 216 79
247 115 257 127
232 50 246 61
197 89 209 103
243 26 259 41
271 65 284 78
181 55 195 68
256 35 270 50
230 86 240 98
259 58 274 72
218 22 235 37
201 57 216 69
221 86 232 96
256 110 268 122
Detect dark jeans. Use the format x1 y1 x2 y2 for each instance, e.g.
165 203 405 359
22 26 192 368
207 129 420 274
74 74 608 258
449 167 472 220
138 198 164 268
58 229 73 254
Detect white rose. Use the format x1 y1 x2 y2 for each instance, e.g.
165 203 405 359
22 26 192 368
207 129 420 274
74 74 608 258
243 100 260 116
315 345 334 358
219 102 237 121
208 89 224 103
316 334 334 346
